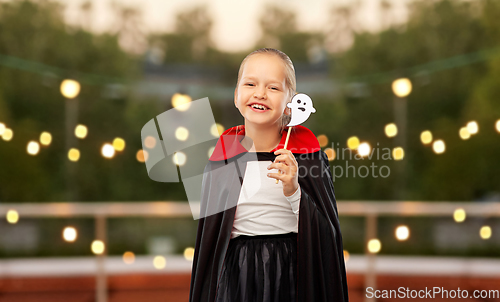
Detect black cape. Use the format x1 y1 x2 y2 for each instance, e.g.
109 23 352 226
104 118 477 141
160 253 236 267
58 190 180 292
189 125 349 302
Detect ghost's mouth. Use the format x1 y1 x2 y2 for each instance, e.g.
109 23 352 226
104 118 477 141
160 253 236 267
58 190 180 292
298 107 306 112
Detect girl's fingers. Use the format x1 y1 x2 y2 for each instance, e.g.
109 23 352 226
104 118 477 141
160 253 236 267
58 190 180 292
267 162 289 174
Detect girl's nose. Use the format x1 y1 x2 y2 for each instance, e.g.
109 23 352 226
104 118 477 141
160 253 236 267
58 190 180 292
253 86 267 99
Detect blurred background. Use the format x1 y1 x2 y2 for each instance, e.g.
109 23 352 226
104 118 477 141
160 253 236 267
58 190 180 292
0 0 499 301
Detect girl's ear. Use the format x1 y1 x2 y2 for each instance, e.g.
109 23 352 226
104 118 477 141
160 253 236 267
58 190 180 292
284 105 291 116
234 88 238 108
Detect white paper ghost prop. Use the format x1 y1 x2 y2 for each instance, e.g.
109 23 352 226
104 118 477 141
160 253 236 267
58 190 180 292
286 93 316 127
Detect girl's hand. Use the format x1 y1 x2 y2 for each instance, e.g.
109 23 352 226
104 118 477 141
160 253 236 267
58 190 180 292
267 149 299 197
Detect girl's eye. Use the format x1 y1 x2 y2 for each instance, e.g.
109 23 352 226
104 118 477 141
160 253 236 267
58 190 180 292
270 87 279 90
246 83 255 86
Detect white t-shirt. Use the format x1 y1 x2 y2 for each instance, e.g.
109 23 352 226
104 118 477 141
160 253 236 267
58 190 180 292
230 160 301 239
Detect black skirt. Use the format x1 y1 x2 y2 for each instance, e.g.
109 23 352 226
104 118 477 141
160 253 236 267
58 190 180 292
215 232 298 302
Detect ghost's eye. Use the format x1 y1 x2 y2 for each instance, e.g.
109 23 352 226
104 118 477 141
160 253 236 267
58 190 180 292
297 100 301 104
304 103 306 106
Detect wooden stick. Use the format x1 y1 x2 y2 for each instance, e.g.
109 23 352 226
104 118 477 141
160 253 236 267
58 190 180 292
276 127 293 184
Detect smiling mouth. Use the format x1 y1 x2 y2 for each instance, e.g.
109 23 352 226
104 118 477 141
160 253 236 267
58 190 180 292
298 107 305 112
249 104 269 111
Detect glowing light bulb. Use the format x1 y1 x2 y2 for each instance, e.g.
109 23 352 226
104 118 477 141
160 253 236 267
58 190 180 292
91 240 105 255
385 123 398 137
63 227 77 242
60 79 81 99
453 208 466 223
347 136 360 150
40 132 52 146
101 143 115 158
153 256 166 269
420 131 433 145
113 137 125 151
395 225 410 241
184 247 195 261
367 239 381 254
392 78 412 98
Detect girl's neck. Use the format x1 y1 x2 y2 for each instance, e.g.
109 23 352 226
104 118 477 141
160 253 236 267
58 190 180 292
242 122 282 152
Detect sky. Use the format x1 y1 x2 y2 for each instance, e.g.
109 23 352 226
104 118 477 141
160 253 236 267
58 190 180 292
61 0 410 53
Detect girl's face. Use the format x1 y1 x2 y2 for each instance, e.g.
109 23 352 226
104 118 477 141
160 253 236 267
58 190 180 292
234 54 290 129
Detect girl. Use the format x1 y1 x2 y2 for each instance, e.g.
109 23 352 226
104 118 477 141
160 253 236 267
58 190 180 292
189 48 349 302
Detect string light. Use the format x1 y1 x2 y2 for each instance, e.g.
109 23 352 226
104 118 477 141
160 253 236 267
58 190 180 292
60 79 81 99
207 146 215 158
123 251 135 264
324 148 336 161
432 140 445 154
0 123 5 135
6 210 19 224
144 136 156 149
453 208 466 223
367 239 381 254
136 149 147 162
175 127 189 141
75 125 88 139
173 152 187 166
395 225 410 241
2 128 13 141
63 227 77 242
172 93 192 111
153 256 166 269
91 240 105 255
101 143 115 158
40 132 52 146
480 226 492 240
392 78 412 98
385 123 398 137
317 134 328 147
27 141 40 155
210 123 224 137
459 127 470 140
343 250 350 262
357 142 371 157
68 148 80 162
420 131 433 145
113 137 125 151
184 247 195 261
466 121 479 135
392 147 404 160
347 136 360 150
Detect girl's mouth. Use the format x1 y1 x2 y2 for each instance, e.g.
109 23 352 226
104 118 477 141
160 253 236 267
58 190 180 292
248 104 269 112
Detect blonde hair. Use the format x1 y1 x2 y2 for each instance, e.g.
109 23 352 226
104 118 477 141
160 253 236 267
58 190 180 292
236 48 296 134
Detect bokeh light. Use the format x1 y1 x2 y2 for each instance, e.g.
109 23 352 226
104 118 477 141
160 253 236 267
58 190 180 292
343 250 350 262
144 136 156 149
101 143 115 158
385 123 398 137
459 127 470 140
432 140 445 154
347 136 360 150
466 121 479 135
63 227 77 242
392 78 412 98
453 208 466 223
153 256 166 269
0 123 5 135
317 134 328 147
367 239 381 254
392 147 404 160
123 251 135 264
210 123 224 137
357 142 371 157
136 149 147 162
40 132 52 146
91 240 105 255
6 210 19 224
184 247 195 261
75 125 88 139
173 151 187 166
420 130 433 145
68 148 80 162
60 79 81 99
27 141 40 155
324 148 336 161
480 226 492 240
496 120 500 133
172 93 192 111
1 128 13 141
395 225 410 241
175 126 189 141
113 137 126 151
207 146 215 158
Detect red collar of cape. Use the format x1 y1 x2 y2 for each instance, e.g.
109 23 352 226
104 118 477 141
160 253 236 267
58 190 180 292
209 125 321 161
